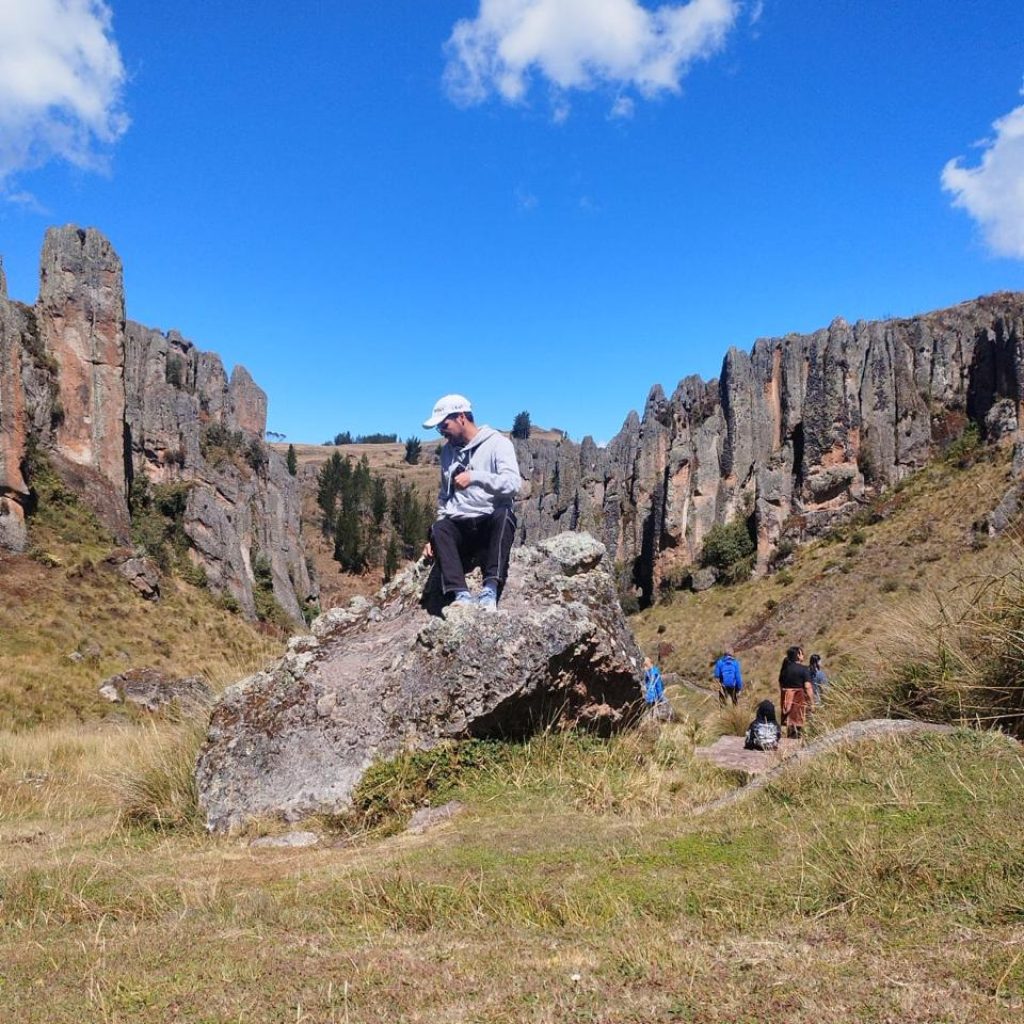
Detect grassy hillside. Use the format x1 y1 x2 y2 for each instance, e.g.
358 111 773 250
634 439 1019 712
0 461 282 730
0 720 1021 1021
3 436 1024 1019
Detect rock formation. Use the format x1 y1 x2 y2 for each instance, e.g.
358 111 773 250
195 533 644 833
0 226 314 621
98 667 214 713
512 293 1024 602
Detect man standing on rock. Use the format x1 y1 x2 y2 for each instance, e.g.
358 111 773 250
421 394 522 610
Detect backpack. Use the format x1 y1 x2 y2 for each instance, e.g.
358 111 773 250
717 657 740 688
747 720 779 751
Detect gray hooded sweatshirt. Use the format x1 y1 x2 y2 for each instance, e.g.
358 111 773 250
437 426 522 520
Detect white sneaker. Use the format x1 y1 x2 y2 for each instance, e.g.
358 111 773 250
477 587 497 612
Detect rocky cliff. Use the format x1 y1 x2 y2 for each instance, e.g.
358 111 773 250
0 226 314 621
513 293 1024 602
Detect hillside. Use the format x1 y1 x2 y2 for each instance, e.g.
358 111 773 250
633 435 1019 701
3 417 1024 1019
0 473 282 730
272 440 441 608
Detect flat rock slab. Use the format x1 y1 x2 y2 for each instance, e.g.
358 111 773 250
693 734 799 775
249 830 320 849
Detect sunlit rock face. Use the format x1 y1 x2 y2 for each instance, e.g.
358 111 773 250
513 293 1024 601
195 534 645 833
0 226 314 620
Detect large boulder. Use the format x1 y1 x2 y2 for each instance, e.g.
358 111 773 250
195 533 645 833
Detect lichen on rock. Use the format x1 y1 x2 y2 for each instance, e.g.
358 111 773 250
195 533 645 833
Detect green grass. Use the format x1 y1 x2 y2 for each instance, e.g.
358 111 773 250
1 721 1023 1022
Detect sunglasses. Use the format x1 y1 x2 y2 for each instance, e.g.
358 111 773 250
437 413 462 433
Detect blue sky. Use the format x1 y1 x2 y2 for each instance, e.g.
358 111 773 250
1 1 1023 445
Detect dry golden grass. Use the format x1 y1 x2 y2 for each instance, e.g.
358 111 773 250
635 445 1018 708
1 721 1022 1022
0 546 283 729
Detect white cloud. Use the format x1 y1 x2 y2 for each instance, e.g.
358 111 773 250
444 0 739 115
942 86 1024 260
610 95 635 119
0 0 129 192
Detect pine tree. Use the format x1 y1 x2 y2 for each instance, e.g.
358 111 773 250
512 411 532 439
383 534 401 583
286 444 298 476
316 452 345 533
371 477 388 525
334 506 365 573
404 436 422 465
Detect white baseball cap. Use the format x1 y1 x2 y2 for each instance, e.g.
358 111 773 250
423 393 472 429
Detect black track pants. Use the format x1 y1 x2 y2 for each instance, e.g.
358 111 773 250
430 508 517 595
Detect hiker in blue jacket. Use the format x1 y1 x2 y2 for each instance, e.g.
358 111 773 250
713 647 743 705
643 657 672 720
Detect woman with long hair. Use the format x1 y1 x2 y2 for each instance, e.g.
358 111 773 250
778 645 814 738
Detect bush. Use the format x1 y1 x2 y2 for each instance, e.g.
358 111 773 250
701 518 755 574
165 355 185 388
944 422 982 467
129 479 192 572
836 559 1024 738
404 436 422 465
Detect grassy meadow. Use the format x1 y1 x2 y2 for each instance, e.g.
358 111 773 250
1 720 1022 1021
2 438 1024 1020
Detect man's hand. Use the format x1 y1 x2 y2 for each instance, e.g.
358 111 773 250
421 540 434 560
453 471 472 490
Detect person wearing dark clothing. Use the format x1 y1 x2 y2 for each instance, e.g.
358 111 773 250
778 645 814 738
713 647 743 705
421 394 522 610
744 700 781 750
809 653 828 704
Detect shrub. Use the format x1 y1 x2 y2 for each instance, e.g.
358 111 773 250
165 355 185 388
245 439 268 474
286 444 298 476
944 422 982 467
835 558 1024 738
129 478 192 572
404 436 422 465
700 518 755 575
698 517 756 584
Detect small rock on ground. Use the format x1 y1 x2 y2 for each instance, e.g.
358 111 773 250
249 830 321 849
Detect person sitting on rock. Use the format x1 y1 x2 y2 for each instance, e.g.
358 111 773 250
744 699 781 750
421 394 522 611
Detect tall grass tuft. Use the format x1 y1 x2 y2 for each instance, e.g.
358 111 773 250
839 552 1024 737
110 721 206 831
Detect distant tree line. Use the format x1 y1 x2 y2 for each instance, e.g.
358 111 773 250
316 452 434 580
324 431 399 446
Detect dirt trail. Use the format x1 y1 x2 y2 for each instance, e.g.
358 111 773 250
692 719 959 816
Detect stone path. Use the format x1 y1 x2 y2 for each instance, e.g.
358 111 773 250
692 719 957 816
692 734 800 776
